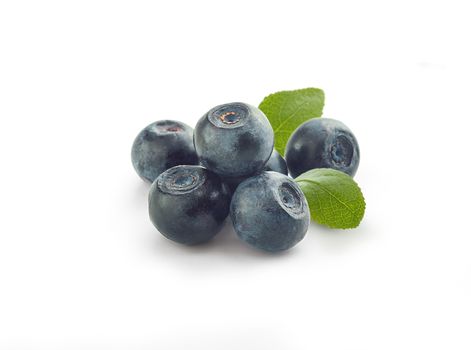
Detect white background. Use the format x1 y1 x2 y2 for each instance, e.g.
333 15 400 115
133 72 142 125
1 0 470 349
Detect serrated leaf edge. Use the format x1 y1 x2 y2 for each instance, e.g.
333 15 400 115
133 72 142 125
296 178 365 229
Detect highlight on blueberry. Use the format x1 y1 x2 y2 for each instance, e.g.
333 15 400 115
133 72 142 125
230 172 310 252
285 118 360 178
194 102 274 177
131 120 198 183
148 165 231 245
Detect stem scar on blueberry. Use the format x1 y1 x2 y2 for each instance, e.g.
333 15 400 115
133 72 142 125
157 166 206 195
330 135 354 166
277 182 304 216
166 126 182 132
219 111 240 125
172 173 197 188
155 123 183 133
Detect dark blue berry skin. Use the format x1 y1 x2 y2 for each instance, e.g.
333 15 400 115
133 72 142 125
285 118 360 178
230 172 310 252
224 175 250 194
264 150 288 175
194 102 274 177
224 150 288 193
131 120 198 183
149 165 231 245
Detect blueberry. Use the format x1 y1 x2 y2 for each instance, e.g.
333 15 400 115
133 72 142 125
224 150 287 193
264 150 288 175
194 102 274 177
285 118 360 178
131 120 198 183
224 175 251 193
230 172 310 252
148 165 231 245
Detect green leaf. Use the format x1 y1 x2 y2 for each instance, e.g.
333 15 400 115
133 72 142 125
259 88 324 156
295 169 365 229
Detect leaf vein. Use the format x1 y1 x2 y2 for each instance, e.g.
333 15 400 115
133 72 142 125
273 100 311 132
296 178 356 213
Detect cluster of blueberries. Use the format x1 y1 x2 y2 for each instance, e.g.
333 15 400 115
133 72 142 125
132 102 359 252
